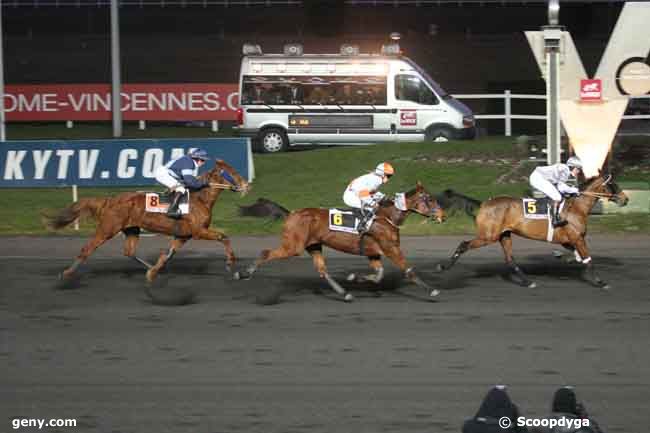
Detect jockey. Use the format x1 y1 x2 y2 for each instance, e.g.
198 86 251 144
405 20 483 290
343 162 394 233
529 156 582 227
154 149 210 218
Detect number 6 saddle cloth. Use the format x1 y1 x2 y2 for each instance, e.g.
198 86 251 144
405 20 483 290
145 191 190 215
328 208 374 234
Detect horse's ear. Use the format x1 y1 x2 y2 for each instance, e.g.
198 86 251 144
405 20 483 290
416 181 423 191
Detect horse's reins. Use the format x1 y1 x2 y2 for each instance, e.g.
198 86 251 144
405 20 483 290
209 182 236 190
580 191 616 199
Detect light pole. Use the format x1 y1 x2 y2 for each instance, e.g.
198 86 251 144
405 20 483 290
542 0 563 164
111 0 122 138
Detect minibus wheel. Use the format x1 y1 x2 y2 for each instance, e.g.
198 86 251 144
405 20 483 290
426 126 454 143
259 128 288 153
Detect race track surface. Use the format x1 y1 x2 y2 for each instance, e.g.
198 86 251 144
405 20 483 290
1 235 649 433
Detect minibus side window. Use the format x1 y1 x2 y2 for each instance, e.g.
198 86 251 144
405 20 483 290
395 75 439 105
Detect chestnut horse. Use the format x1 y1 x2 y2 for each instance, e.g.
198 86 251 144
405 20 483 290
437 174 628 289
234 182 446 302
43 160 250 282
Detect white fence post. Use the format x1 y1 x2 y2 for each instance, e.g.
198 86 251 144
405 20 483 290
72 184 79 231
504 90 512 137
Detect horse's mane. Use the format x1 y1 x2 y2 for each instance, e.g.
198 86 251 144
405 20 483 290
435 189 482 218
198 163 220 182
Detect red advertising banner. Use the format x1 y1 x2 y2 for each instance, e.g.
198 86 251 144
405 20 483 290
3 83 239 121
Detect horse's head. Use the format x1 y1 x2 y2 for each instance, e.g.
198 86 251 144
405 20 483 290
584 172 628 207
205 159 251 196
405 181 446 223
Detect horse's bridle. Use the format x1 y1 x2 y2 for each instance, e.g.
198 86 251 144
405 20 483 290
218 167 243 192
408 192 441 217
579 175 620 201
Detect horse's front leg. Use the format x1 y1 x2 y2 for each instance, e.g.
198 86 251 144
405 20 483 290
347 256 384 284
194 228 236 272
574 237 609 289
380 241 440 300
146 238 187 283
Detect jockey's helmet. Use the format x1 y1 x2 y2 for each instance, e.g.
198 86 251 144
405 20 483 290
566 156 582 169
189 148 210 161
375 162 395 178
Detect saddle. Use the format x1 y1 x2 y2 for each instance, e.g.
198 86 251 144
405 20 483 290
145 191 190 215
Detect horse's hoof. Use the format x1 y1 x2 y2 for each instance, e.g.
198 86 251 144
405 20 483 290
527 282 537 289
145 269 157 283
346 273 357 282
233 271 251 281
343 293 354 302
430 289 440 298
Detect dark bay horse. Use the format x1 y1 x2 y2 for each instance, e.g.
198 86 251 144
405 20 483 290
43 160 250 282
234 182 446 302
438 174 628 289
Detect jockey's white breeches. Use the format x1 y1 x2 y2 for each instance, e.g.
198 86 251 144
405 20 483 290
343 190 374 210
154 166 186 193
530 171 562 201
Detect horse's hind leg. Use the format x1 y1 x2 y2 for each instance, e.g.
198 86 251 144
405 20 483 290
308 245 353 302
61 226 119 279
122 227 152 270
499 232 536 288
146 238 187 283
437 237 494 272
347 256 384 284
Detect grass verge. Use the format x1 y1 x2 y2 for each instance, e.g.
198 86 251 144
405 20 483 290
1 136 648 236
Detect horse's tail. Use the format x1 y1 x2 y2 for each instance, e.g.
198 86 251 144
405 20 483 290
238 198 290 220
42 198 108 230
436 189 482 218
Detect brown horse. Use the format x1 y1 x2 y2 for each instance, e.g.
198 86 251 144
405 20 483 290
43 160 250 282
234 182 446 302
437 174 628 289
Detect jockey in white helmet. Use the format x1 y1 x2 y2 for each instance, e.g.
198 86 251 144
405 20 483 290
343 162 395 233
529 156 582 227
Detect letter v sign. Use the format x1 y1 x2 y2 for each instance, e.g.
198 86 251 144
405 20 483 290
526 2 650 177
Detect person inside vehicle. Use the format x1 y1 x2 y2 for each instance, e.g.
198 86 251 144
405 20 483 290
530 386 603 433
308 85 329 104
462 385 528 433
342 162 394 234
529 156 583 227
154 148 210 218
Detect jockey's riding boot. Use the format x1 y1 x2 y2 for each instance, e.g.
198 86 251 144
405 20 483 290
552 201 567 228
357 209 374 235
166 191 183 219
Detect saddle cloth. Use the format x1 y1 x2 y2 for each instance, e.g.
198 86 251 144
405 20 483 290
328 208 374 234
522 197 566 242
522 197 551 219
522 197 565 220
145 191 190 215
